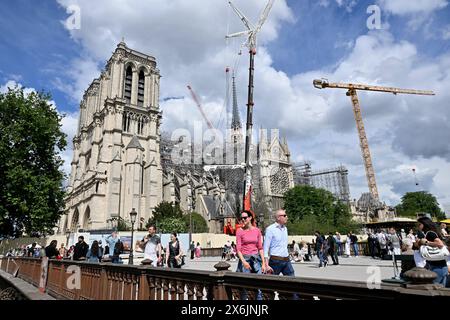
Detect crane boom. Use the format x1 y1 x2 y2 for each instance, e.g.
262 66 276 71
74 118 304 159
187 85 215 130
313 79 435 200
313 79 435 96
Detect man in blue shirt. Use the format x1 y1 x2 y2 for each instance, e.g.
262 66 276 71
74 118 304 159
263 209 295 276
105 231 119 258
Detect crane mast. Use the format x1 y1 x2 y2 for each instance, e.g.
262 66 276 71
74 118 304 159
313 79 435 200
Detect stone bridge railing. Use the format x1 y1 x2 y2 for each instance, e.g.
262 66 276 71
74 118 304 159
1 257 449 300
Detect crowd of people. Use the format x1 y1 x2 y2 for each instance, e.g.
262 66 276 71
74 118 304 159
3 212 449 289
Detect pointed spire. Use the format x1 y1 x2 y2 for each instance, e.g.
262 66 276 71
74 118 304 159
231 73 242 130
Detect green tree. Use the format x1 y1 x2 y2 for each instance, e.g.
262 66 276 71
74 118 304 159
117 217 131 231
0 87 67 237
145 201 184 228
283 185 357 235
396 191 445 220
182 212 209 233
157 217 187 234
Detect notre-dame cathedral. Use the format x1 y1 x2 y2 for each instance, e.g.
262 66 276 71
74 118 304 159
59 42 294 234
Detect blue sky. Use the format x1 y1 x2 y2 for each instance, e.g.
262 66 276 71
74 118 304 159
1 0 450 212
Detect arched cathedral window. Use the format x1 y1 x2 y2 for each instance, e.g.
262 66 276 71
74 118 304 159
137 116 144 135
138 70 145 107
124 66 132 104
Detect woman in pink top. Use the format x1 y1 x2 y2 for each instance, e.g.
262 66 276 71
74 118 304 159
236 210 266 274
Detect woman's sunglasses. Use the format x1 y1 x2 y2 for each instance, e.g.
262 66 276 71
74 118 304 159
241 216 250 220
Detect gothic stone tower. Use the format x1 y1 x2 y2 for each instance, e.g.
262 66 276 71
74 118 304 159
62 41 162 232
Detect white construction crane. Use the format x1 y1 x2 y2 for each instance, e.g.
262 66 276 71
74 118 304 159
226 0 275 52
225 0 275 215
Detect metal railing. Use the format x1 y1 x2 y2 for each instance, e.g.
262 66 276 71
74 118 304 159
1 257 449 300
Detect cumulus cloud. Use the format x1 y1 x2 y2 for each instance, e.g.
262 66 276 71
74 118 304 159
378 0 448 15
53 0 450 210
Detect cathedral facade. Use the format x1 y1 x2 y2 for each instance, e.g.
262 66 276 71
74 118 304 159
61 42 163 232
60 42 294 234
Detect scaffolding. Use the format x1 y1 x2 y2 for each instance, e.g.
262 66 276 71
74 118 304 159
294 162 350 203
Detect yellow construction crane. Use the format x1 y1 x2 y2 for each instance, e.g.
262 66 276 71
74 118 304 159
313 79 435 200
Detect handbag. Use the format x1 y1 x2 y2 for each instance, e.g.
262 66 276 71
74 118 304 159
175 256 185 266
420 244 450 261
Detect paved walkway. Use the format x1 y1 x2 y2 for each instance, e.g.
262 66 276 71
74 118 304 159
182 256 398 283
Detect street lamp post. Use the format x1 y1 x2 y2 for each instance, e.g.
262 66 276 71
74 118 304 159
128 208 137 265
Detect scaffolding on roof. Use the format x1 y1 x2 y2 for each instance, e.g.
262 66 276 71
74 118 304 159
294 162 350 203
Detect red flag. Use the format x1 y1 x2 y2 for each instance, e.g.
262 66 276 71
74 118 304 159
243 186 256 226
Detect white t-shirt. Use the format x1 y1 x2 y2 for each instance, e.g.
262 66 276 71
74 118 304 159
144 235 161 262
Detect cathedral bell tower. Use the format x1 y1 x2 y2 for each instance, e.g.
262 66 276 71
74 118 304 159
62 41 163 232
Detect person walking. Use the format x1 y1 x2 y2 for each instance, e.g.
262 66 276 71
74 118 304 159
344 233 351 257
166 232 184 268
190 241 195 260
263 209 295 276
195 242 201 258
334 232 342 256
73 236 89 261
327 233 339 265
263 209 298 300
236 210 266 274
314 231 326 267
86 240 102 263
236 210 265 300
138 225 162 267
349 232 358 257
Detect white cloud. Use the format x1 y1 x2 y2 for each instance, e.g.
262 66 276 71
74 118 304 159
378 0 448 15
335 0 358 12
443 25 450 40
53 1 450 210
